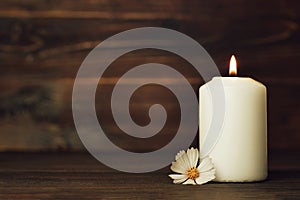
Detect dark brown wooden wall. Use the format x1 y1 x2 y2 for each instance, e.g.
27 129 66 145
0 0 299 152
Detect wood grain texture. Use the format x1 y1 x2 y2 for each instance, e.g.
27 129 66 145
0 152 299 199
0 0 300 151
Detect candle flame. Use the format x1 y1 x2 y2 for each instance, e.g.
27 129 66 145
229 55 237 76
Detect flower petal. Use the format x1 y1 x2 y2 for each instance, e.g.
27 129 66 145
195 172 215 185
183 179 196 185
170 160 187 174
169 174 187 180
171 153 189 171
186 148 199 167
198 157 214 173
175 150 185 160
174 178 188 184
177 151 191 169
169 174 188 184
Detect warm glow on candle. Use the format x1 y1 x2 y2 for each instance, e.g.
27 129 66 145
229 55 237 76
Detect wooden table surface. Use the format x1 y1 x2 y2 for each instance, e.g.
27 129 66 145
0 151 299 199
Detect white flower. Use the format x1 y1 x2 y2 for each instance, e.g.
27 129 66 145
168 148 216 185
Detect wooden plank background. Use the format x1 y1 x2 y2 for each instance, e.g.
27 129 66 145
0 152 299 199
0 0 299 152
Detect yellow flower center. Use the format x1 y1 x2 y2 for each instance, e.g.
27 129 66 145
186 167 199 180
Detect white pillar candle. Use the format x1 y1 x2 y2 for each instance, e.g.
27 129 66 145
199 55 267 182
